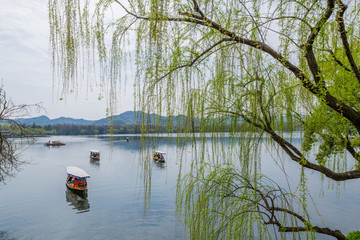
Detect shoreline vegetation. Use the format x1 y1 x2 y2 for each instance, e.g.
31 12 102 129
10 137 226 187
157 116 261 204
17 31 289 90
0 111 301 136
0 123 229 136
1 123 148 136
0 119 300 136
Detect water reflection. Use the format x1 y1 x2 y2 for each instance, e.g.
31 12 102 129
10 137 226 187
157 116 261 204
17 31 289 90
154 161 166 169
90 158 100 166
65 189 90 214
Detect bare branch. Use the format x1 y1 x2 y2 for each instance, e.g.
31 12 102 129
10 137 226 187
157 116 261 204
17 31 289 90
302 0 335 89
192 0 205 18
0 87 41 182
336 0 360 84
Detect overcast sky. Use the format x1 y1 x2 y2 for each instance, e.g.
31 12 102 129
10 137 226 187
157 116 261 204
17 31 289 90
0 0 134 120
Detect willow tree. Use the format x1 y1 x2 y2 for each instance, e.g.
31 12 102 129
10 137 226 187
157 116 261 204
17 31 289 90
0 87 40 182
49 0 360 239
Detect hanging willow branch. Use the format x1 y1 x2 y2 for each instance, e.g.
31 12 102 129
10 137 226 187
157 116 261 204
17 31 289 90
110 0 360 135
180 166 347 240
49 0 360 239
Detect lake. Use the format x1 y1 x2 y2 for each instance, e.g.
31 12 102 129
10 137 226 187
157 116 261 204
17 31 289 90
0 134 359 239
0 135 186 240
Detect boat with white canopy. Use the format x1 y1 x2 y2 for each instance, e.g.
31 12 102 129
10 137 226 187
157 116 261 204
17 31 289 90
66 166 90 194
90 150 100 160
153 150 166 163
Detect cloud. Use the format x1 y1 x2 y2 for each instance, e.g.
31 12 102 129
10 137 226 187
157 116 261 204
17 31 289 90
0 0 134 120
0 0 50 87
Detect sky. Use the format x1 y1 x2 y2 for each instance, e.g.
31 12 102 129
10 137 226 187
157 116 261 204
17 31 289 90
0 0 134 120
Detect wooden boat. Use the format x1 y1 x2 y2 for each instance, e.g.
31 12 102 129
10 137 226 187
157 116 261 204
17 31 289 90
90 150 100 160
45 140 65 146
66 166 90 194
153 150 166 163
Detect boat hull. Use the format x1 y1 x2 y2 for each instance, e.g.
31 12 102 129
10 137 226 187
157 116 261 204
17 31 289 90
66 182 87 195
45 142 65 146
153 157 165 163
66 176 87 195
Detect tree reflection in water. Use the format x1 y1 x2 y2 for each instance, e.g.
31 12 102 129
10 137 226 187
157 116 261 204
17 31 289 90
0 231 16 240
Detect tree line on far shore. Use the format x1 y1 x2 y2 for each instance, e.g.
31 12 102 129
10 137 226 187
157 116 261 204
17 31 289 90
1 117 300 136
0 122 199 136
1 123 149 136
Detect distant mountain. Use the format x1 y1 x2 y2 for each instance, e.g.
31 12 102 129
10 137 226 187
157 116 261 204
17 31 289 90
14 111 186 126
19 115 53 125
92 111 144 125
16 115 94 125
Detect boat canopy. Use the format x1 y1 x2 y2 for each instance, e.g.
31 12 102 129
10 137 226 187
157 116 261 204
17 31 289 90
90 149 100 153
67 166 90 178
154 150 166 155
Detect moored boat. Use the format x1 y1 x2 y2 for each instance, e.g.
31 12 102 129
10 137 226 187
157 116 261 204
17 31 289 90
45 140 65 146
153 150 166 163
66 166 90 194
90 150 100 160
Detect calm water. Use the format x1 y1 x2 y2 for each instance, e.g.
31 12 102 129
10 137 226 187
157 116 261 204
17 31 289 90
0 135 185 240
0 135 359 239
